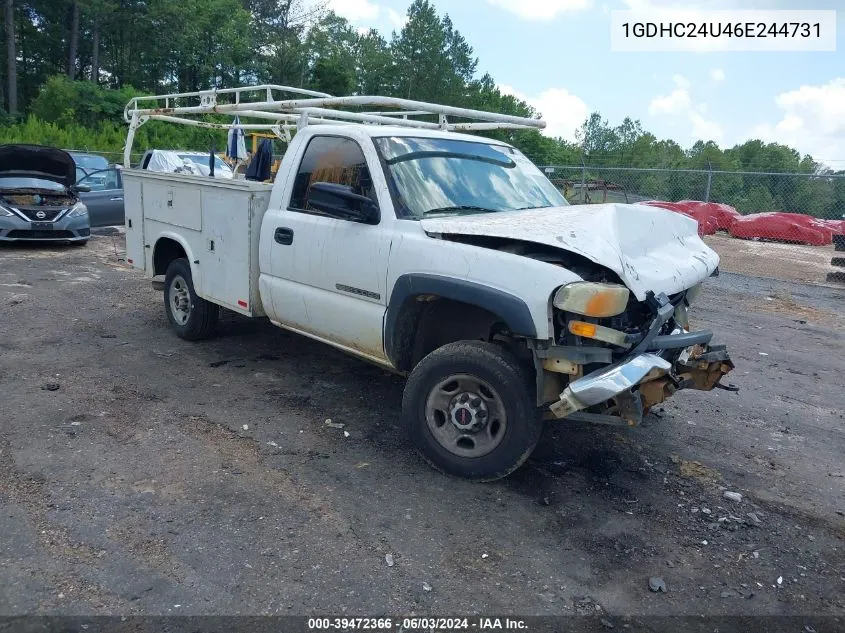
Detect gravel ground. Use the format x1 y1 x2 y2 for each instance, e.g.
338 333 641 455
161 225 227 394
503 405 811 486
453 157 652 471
704 233 839 286
1 235 844 620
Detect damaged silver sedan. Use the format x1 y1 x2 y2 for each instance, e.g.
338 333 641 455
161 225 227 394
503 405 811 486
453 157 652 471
0 144 91 245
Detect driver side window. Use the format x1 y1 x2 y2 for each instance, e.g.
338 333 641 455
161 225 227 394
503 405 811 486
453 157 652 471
289 136 374 214
77 168 121 191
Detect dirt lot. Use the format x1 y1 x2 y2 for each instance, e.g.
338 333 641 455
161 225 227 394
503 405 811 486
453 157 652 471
704 233 838 286
1 235 844 623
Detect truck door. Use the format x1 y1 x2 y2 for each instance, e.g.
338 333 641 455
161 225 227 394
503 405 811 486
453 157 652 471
260 134 391 362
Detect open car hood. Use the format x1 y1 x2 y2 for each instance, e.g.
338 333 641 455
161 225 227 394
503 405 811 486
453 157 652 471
0 144 76 188
420 203 720 300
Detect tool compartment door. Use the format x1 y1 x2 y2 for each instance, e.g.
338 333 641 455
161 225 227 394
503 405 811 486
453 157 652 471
122 173 146 270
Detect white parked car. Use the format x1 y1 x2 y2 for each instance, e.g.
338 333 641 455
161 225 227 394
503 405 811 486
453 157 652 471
121 86 734 481
139 150 234 179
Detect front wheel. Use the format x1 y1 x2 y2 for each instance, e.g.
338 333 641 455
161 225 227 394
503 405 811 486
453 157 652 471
402 341 542 481
164 258 219 340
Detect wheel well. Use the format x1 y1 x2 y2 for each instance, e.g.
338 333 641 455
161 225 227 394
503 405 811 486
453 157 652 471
153 238 187 276
391 296 526 372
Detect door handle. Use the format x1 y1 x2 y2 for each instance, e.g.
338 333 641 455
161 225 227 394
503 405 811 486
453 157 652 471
274 227 294 245
110 196 124 201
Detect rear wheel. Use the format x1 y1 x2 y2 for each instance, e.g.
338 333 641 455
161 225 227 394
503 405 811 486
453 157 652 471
402 341 542 481
164 258 218 340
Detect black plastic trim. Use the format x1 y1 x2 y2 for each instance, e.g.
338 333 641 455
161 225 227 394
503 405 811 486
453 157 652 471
384 273 537 364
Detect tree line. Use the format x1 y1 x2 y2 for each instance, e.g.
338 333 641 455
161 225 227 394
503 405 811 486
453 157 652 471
0 0 842 218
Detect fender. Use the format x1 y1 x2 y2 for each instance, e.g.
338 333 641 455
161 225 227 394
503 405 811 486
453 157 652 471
384 273 537 366
151 230 201 288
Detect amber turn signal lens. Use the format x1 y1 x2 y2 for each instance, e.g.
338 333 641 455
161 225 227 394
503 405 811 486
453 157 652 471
568 320 597 338
567 320 631 347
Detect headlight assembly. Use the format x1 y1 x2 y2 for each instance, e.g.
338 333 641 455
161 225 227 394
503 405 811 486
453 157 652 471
553 282 630 318
67 202 88 218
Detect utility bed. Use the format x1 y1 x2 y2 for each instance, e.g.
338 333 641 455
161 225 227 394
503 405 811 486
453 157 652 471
123 169 273 316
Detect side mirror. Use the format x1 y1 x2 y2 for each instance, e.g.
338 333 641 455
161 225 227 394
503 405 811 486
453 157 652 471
308 182 379 224
74 184 92 193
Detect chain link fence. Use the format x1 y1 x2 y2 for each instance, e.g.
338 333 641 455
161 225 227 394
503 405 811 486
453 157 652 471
63 149 144 165
540 164 845 219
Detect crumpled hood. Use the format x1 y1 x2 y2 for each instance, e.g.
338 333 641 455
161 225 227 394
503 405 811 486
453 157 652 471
0 144 76 188
420 203 719 300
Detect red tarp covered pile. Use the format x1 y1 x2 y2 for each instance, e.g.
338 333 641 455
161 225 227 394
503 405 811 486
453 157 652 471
729 212 843 246
637 200 842 246
637 200 740 236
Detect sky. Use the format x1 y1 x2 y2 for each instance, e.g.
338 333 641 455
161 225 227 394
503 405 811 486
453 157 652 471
325 0 845 165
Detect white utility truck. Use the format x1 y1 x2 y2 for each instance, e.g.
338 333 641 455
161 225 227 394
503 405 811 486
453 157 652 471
122 85 734 480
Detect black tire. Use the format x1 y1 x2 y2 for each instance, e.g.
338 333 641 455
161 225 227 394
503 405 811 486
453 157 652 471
402 340 542 481
163 258 219 340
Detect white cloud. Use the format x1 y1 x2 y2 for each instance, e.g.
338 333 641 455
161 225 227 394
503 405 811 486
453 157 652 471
327 0 380 22
672 74 691 90
386 7 408 30
486 0 592 20
689 112 723 144
648 74 723 144
751 78 845 160
648 75 691 115
710 68 725 82
498 84 589 141
648 89 691 115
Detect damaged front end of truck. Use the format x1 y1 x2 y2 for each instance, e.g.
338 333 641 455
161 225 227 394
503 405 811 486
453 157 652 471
537 282 734 427
421 202 736 430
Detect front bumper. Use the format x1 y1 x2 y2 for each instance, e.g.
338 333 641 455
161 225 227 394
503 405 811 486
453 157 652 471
549 342 733 425
548 292 734 426
0 213 90 242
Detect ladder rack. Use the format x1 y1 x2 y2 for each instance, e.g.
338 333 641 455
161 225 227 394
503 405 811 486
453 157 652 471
123 84 545 167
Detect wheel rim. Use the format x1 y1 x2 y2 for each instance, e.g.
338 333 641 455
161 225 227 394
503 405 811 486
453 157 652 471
168 274 191 325
424 373 508 458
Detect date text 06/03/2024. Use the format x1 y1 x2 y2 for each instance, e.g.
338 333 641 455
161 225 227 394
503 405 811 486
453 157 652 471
306 617 529 630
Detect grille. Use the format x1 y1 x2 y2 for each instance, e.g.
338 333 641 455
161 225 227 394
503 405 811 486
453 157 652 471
603 291 685 334
16 207 66 221
7 230 74 239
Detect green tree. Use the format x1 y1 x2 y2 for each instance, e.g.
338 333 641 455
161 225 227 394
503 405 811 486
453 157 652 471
577 113 620 162
390 0 476 103
304 11 356 95
29 74 139 127
355 29 392 95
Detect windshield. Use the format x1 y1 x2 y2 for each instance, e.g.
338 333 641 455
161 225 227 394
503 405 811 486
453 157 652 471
373 137 567 218
71 154 109 170
179 154 231 172
0 177 65 191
